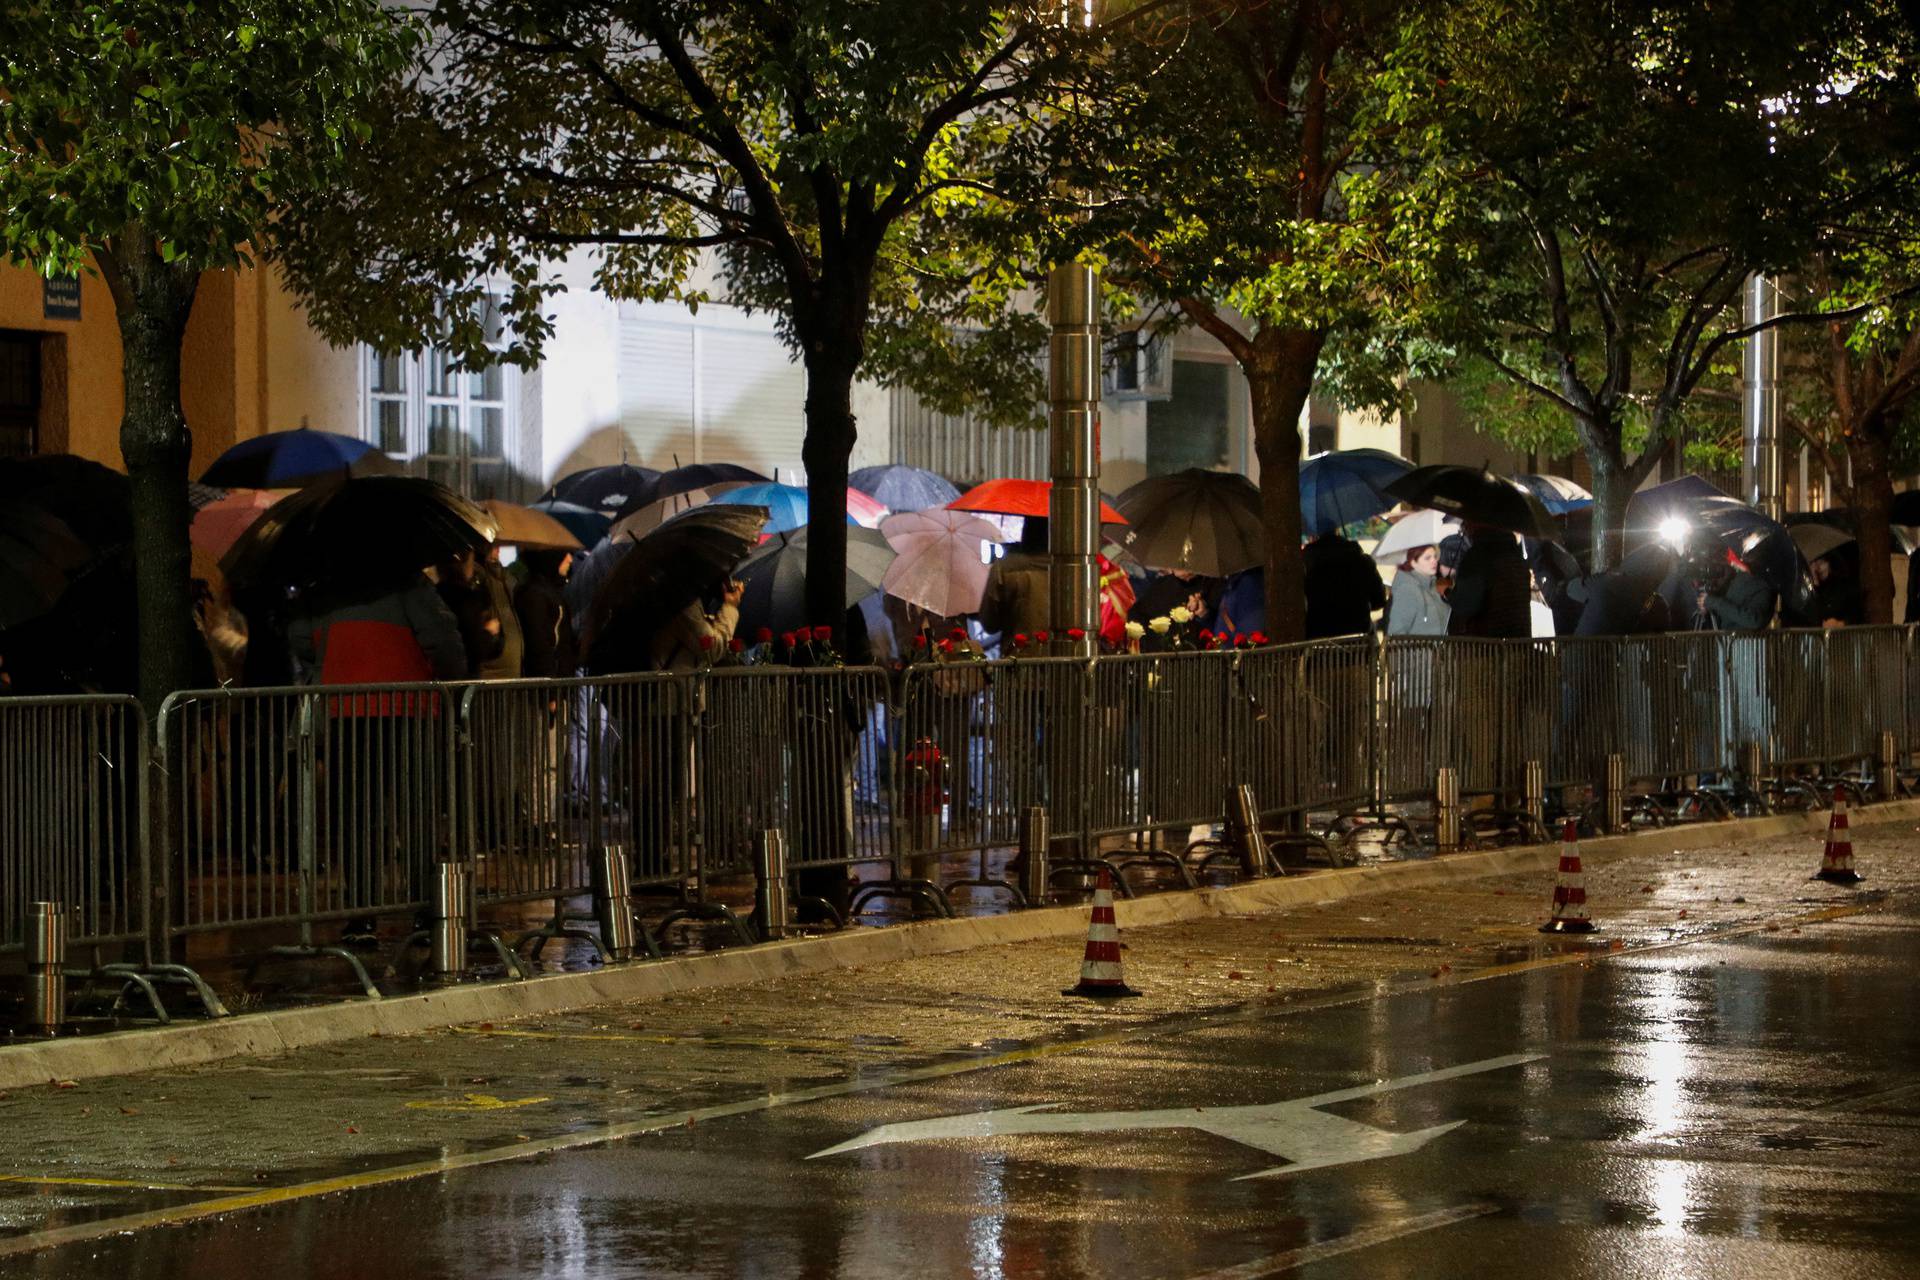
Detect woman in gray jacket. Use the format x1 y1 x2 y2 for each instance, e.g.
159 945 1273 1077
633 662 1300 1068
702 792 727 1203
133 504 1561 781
1387 545 1451 636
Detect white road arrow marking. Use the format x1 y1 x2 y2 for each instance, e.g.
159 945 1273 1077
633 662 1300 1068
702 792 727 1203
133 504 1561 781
809 1051 1544 1180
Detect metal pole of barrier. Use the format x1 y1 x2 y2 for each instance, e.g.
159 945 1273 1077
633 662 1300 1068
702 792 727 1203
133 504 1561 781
754 829 791 942
1878 730 1898 801
593 846 637 961
1435 766 1461 851
1523 759 1545 830
1019 806 1051 906
1741 740 1770 813
1603 753 1626 834
430 863 471 979
24 901 68 1034
1229 784 1270 879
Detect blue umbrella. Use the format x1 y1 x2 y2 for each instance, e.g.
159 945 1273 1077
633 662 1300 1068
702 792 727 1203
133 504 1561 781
1512 473 1592 515
1298 448 1414 536
527 498 612 547
849 464 961 513
711 482 870 533
200 428 398 488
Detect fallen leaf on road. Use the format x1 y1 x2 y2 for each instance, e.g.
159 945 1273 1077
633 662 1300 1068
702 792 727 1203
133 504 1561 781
119 1106 139 1116
1640 885 1655 893
1227 971 1246 980
51 1079 77 1090
1677 910 1689 919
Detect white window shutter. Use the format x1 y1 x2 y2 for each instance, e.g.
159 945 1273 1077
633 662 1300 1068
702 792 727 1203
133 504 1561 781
618 320 696 466
698 328 807 478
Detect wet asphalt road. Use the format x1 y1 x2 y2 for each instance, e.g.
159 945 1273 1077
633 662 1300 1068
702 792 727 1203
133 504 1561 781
17 901 1919 1278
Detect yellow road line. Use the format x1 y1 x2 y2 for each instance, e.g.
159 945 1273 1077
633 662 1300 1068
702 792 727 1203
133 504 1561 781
445 1025 850 1052
0 1174 257 1194
0 897 1879 1260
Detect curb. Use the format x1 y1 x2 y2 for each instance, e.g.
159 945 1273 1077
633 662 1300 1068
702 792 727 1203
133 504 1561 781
6 797 1916 1089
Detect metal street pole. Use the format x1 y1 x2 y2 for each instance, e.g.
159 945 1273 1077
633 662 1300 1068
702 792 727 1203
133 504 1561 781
1046 262 1101 653
1740 273 1782 519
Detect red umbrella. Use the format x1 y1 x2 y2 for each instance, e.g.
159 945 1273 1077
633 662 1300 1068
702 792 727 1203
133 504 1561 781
948 478 1126 524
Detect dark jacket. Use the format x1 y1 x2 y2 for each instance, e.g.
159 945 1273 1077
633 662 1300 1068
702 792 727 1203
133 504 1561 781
979 550 1050 637
1302 535 1384 639
289 578 467 714
1574 545 1675 636
438 570 506 673
514 559 577 678
1703 568 1776 631
1446 530 1532 639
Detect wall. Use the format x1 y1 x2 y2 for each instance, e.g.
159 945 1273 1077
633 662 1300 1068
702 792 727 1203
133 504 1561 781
0 260 122 464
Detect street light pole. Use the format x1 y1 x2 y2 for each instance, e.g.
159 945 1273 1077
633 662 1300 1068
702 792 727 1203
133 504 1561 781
1740 273 1782 518
1046 262 1101 653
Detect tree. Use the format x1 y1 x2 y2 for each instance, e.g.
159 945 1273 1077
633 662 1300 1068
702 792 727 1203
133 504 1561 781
0 0 418 711
278 0 1086 631
1046 0 1445 643
1383 0 1902 569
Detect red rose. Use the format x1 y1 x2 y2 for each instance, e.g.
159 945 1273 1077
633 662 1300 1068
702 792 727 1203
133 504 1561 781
912 634 929 649
949 627 966 640
811 625 834 643
1249 631 1268 646
1199 629 1214 642
1066 627 1085 641
1233 632 1247 647
938 638 955 654
1012 633 1029 647
755 626 774 643
780 631 797 648
698 634 714 650
729 637 745 653
1035 630 1051 643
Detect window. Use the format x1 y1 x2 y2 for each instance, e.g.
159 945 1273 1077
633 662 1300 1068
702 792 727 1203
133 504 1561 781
0 332 40 458
1104 329 1172 401
361 320 516 499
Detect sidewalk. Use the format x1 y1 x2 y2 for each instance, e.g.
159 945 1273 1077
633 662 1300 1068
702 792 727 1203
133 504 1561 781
0 808 1913 1226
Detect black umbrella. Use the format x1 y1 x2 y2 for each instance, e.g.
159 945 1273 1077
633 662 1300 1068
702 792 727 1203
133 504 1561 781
734 524 896 636
1113 469 1264 575
625 462 769 515
1385 465 1560 540
1804 505 1918 554
582 505 768 672
0 454 133 548
221 476 496 594
0 506 91 631
542 463 663 517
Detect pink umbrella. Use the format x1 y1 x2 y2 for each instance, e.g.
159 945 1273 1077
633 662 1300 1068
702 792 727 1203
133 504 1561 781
190 488 294 560
880 509 1005 617
846 486 889 528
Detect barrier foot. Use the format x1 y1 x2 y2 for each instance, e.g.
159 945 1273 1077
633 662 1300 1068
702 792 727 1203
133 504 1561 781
97 968 170 1024
512 921 612 966
476 929 529 980
849 878 955 920
947 877 1028 909
793 896 846 931
1047 858 1134 899
269 944 383 1000
1111 847 1199 888
140 963 230 1019
653 902 756 949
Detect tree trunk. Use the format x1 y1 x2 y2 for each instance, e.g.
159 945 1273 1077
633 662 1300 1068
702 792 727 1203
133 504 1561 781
800 344 859 634
1245 330 1323 645
100 234 200 718
1848 426 1896 626
1586 456 1633 574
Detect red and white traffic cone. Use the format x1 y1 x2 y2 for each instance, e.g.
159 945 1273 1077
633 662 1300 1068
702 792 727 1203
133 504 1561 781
1062 866 1141 998
1815 798 1864 885
1540 819 1597 934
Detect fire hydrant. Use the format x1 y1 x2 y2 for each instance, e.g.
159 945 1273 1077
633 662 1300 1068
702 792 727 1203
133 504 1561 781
901 736 948 882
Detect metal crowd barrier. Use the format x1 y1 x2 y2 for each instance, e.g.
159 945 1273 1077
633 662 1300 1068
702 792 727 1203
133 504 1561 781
7 623 1916 1012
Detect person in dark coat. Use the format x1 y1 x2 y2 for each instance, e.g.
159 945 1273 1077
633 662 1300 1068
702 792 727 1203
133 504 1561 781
979 518 1050 640
435 547 506 672
1697 551 1776 631
1302 532 1384 639
514 550 577 678
1905 545 1920 624
1446 525 1532 639
1809 548 1865 626
1574 544 1675 636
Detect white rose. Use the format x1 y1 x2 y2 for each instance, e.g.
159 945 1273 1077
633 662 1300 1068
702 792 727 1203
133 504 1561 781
1124 621 1145 640
1148 616 1172 634
1169 605 1193 624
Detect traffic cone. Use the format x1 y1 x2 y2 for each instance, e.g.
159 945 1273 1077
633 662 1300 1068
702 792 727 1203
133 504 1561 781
1539 819 1597 934
1815 798 1864 885
1062 866 1141 998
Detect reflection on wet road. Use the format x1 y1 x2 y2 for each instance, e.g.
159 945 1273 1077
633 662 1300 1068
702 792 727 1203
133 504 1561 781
20 906 1920 1278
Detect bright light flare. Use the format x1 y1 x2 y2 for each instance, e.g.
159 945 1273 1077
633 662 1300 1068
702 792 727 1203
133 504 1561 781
1656 517 1689 549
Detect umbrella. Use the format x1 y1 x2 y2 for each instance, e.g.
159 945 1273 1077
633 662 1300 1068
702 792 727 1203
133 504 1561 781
1788 522 1855 564
540 463 664 517
1371 509 1461 563
200 428 399 488
526 499 612 548
948 478 1126 523
481 500 585 551
710 482 888 533
879 509 1004 617
581 505 767 671
1385 465 1560 541
0 506 90 631
221 476 496 594
849 464 962 513
1298 448 1414 536
0 454 132 547
607 483 749 542
1892 490 1920 527
735 524 897 636
1512 473 1592 515
191 489 295 560
634 462 769 512
1112 469 1263 576
1787 508 1917 555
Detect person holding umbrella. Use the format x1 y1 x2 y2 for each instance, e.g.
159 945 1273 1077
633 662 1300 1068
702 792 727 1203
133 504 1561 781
1303 529 1385 639
653 577 745 672
979 518 1050 643
1445 524 1533 639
